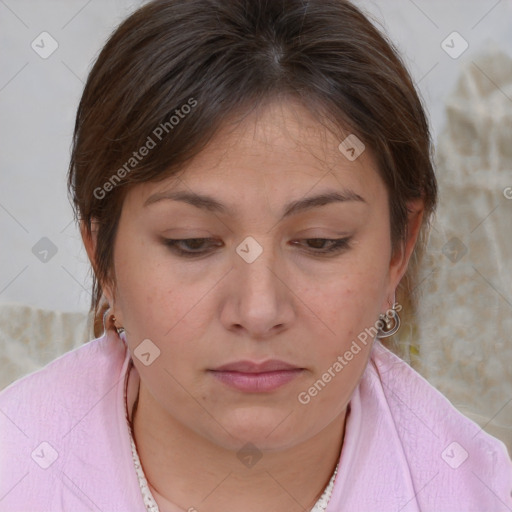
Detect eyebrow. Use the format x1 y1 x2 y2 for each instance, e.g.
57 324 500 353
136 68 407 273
143 188 366 220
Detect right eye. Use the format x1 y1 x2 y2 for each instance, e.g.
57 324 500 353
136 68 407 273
162 238 222 257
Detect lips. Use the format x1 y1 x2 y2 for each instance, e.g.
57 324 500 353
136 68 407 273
208 360 305 392
211 359 301 373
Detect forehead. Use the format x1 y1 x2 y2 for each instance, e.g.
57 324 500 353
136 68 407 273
128 98 382 208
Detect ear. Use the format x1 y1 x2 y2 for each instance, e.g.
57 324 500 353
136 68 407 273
80 218 115 306
387 198 425 294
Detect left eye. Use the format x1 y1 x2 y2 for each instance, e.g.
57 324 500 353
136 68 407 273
292 237 351 254
162 237 352 258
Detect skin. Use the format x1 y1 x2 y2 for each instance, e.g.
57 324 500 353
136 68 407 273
82 97 423 512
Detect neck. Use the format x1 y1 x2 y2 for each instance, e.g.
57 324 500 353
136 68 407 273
131 383 347 512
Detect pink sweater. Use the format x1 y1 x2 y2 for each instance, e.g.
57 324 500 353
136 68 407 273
1 329 511 511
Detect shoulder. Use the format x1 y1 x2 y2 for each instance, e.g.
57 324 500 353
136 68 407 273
0 329 124 403
0 329 128 440
368 340 512 510
0 330 137 511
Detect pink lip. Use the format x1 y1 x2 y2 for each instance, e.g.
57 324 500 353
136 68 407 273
212 359 300 373
208 360 305 392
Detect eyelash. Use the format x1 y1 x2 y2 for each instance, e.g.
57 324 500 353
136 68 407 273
162 237 352 258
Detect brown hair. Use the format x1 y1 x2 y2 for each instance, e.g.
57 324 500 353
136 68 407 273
68 0 437 357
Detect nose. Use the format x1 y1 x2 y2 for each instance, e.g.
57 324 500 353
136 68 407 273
221 235 294 339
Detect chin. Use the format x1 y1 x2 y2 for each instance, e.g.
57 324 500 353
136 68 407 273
209 406 306 451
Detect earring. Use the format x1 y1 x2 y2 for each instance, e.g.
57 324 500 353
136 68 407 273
377 305 401 338
111 315 125 335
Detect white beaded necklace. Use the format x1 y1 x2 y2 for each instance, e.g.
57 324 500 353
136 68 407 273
124 367 338 512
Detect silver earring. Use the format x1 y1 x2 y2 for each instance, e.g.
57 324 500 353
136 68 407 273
377 307 401 338
111 315 125 335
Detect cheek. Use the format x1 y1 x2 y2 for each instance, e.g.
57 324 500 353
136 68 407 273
300 251 390 365
297 267 385 409
318 253 389 320
114 241 217 364
113 238 173 333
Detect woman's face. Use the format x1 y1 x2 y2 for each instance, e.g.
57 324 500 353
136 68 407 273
95 99 418 451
